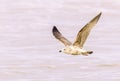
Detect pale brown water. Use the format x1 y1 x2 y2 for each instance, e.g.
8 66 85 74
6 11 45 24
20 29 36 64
0 0 120 81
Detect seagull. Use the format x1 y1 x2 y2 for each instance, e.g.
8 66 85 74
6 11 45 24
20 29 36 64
52 12 102 56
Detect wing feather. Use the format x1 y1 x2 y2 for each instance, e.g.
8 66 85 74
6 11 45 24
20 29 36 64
73 12 102 48
52 26 72 46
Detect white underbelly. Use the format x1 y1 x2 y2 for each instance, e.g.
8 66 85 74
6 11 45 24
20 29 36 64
64 46 85 55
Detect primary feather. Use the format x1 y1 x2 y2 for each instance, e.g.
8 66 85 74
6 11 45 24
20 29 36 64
52 26 72 46
73 12 102 48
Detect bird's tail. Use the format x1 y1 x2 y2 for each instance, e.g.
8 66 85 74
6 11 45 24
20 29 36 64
87 51 93 54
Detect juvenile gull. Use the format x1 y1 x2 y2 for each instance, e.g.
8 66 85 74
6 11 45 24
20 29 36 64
52 12 102 56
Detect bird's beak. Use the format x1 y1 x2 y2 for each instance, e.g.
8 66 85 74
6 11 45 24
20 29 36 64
59 50 62 52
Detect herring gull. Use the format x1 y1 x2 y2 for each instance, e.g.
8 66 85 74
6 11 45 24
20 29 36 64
52 12 102 56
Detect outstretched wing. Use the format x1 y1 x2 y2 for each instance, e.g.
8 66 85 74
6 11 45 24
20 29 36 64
73 12 102 48
52 26 72 46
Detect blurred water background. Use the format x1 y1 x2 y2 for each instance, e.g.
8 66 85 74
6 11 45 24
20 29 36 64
0 0 120 81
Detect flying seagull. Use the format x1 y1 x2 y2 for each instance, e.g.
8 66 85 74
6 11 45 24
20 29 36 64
52 12 102 56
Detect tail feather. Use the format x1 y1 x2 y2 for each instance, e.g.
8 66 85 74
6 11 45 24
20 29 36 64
87 51 93 54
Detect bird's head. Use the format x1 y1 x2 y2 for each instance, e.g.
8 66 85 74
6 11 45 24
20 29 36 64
59 48 66 53
59 47 69 53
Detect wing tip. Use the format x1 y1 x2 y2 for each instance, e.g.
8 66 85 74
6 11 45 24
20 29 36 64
52 26 58 32
92 12 102 23
99 12 102 15
52 26 61 37
97 12 102 18
53 26 57 29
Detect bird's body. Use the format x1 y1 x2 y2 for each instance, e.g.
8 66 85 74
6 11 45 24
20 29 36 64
61 45 93 55
52 12 102 56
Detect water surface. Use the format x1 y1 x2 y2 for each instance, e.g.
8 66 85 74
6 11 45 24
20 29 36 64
0 0 120 81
